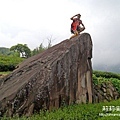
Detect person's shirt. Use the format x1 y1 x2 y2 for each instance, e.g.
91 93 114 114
73 18 82 25
71 18 82 30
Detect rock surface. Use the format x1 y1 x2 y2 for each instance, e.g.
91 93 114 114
0 33 93 117
93 82 119 102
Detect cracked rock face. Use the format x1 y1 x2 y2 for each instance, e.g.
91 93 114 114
93 82 120 102
0 33 93 117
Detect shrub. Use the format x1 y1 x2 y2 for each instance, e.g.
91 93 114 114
93 71 120 80
93 71 120 94
1 99 120 120
0 55 24 72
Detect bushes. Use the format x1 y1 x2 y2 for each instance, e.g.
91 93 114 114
0 55 24 72
93 70 120 94
93 71 120 79
2 99 120 120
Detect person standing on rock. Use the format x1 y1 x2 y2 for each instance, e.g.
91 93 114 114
70 13 85 39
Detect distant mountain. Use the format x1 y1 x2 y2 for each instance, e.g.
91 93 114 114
93 64 120 73
0 47 11 55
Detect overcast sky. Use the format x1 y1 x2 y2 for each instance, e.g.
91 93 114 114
0 0 120 71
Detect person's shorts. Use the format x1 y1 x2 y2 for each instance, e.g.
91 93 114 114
71 26 80 34
77 26 81 32
71 29 78 34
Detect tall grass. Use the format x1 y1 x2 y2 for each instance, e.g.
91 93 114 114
1 99 120 120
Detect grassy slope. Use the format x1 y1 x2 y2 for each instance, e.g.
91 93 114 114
1 99 120 120
93 71 120 94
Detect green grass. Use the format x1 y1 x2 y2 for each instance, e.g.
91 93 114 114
0 55 24 71
93 71 120 79
0 71 11 75
1 99 120 120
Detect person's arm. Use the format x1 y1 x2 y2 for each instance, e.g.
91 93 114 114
70 14 80 20
81 23 85 28
81 22 85 30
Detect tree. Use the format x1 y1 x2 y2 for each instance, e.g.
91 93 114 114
46 35 55 48
31 43 45 56
39 43 45 52
32 47 39 56
31 35 54 56
10 44 31 58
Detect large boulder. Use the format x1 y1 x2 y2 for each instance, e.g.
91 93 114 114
0 33 93 117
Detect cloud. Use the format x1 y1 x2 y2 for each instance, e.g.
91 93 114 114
0 0 86 48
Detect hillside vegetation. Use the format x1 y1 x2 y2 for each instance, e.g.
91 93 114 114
0 44 49 72
0 55 24 71
1 99 120 120
0 47 11 55
93 71 120 94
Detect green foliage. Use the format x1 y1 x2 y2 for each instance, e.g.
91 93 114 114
0 47 18 56
93 71 120 79
31 39 53 56
0 42 51 72
31 43 46 56
93 71 120 94
10 44 31 58
0 71 11 75
0 55 24 72
0 40 52 58
0 47 10 55
1 99 120 120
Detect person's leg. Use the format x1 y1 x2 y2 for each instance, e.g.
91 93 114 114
70 30 78 39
